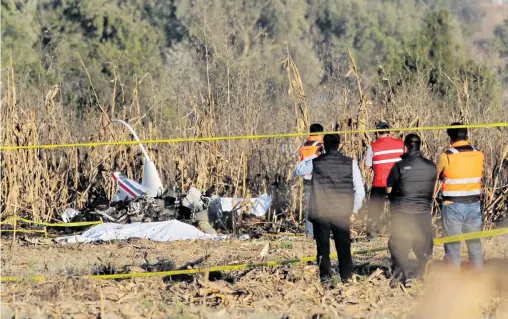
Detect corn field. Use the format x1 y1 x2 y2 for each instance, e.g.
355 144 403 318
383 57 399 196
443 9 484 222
1 53 507 228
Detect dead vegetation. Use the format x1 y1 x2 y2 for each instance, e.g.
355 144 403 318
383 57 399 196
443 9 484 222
1 236 507 318
1 50 507 230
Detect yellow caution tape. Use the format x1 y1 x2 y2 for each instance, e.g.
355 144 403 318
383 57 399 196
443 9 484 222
1 276 45 282
0 217 17 225
16 218 103 227
1 246 388 282
0 217 102 227
433 227 508 245
1 122 506 151
0 229 46 233
2 226 508 282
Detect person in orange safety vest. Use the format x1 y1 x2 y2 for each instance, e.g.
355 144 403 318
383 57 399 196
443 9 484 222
299 123 324 238
364 121 404 238
437 122 484 269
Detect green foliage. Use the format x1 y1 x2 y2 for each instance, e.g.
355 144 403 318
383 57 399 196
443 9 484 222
383 9 497 103
0 0 500 112
1 1 43 73
309 0 425 76
493 17 508 84
494 18 508 58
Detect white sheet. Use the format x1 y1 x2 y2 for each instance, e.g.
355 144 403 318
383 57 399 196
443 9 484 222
56 220 224 244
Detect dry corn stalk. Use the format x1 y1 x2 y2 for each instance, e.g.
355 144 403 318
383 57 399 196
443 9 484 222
281 48 310 222
346 48 369 150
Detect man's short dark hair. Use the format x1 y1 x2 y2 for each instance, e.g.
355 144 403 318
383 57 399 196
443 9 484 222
447 122 468 142
323 134 340 152
404 133 421 152
310 123 324 133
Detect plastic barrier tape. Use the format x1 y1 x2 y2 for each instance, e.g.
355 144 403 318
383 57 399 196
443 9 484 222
433 227 508 245
0 217 102 227
1 276 45 282
1 247 388 282
0 217 17 225
0 229 46 233
2 227 507 282
1 122 507 151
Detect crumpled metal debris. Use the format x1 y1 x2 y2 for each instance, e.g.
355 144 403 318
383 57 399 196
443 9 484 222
91 196 177 223
61 158 289 236
64 187 221 235
53 122 295 236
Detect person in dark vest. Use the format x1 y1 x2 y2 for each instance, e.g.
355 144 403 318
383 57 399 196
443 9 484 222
298 123 325 238
295 134 365 286
364 121 404 238
386 133 437 287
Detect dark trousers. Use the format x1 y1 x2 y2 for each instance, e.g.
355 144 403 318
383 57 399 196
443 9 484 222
367 186 387 236
388 212 433 279
312 219 353 280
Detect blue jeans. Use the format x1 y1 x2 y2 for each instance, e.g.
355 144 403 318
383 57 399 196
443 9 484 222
441 201 483 269
304 183 313 238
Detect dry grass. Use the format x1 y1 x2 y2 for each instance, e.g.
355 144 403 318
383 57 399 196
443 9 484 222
1 235 507 318
2 51 507 228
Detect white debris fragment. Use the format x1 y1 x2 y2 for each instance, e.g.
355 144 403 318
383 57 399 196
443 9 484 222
111 119 164 199
181 187 205 212
142 159 164 197
213 193 272 217
111 172 150 201
61 208 80 223
251 193 272 217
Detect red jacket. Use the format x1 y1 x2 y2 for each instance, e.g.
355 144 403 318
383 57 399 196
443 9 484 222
371 136 404 187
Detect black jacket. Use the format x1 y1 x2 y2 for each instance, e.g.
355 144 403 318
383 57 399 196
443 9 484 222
387 151 437 214
310 150 354 224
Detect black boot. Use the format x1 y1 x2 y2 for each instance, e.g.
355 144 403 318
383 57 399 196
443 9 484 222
389 268 407 288
320 276 335 289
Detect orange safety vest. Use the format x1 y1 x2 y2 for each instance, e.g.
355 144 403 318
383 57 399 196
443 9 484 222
298 135 323 180
299 136 324 161
441 141 484 201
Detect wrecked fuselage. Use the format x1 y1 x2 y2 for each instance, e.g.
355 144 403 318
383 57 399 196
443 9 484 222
61 120 271 235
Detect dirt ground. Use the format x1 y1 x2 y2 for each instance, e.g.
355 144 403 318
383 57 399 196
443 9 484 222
1 234 508 319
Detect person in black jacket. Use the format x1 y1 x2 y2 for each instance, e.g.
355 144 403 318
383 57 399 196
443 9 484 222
295 134 365 286
386 133 437 288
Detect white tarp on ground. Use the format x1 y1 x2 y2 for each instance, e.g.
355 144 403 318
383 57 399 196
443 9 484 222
56 220 224 244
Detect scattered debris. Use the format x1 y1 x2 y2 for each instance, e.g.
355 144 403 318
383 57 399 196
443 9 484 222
215 193 272 217
181 187 206 212
61 208 80 223
40 124 302 239
91 196 175 223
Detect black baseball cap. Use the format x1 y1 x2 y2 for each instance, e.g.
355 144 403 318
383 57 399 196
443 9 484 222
376 121 390 130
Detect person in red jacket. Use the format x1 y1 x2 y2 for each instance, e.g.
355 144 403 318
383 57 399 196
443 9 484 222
364 121 404 238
